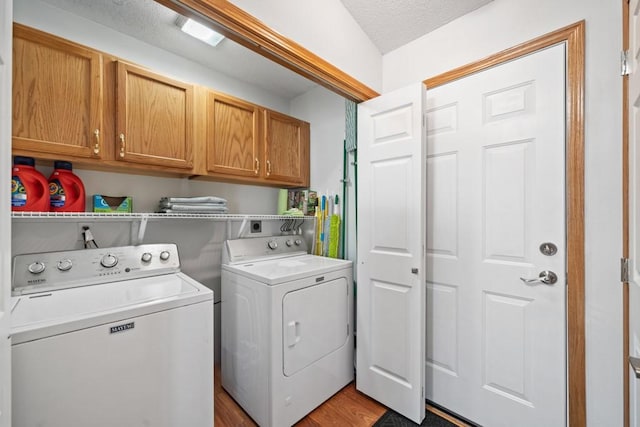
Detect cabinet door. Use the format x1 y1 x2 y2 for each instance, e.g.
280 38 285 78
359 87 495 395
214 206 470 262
12 24 103 159
206 92 261 177
116 61 193 169
264 110 310 186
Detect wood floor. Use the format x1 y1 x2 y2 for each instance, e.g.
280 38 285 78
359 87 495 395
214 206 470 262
214 365 387 426
214 365 469 427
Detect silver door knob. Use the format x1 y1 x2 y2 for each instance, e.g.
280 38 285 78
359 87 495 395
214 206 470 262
520 270 557 285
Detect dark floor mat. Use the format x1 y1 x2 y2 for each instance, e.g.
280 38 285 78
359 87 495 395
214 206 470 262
373 410 457 427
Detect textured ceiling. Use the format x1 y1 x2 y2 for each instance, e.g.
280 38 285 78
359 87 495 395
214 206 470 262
36 0 318 100
340 0 493 54
35 0 493 99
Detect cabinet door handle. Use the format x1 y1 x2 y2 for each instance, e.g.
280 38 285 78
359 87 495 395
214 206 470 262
266 160 272 176
119 133 126 158
254 158 260 175
93 129 100 155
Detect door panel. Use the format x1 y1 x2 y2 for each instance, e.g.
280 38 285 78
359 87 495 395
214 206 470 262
357 83 426 424
426 44 566 426
116 61 193 169
206 92 261 178
12 24 103 159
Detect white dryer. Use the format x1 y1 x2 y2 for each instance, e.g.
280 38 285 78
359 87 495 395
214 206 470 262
221 235 353 427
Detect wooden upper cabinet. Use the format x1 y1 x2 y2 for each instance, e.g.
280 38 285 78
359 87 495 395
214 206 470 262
206 92 261 177
264 110 310 186
12 24 104 159
116 61 193 169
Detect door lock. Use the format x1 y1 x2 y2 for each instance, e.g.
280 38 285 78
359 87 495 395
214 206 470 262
539 242 558 256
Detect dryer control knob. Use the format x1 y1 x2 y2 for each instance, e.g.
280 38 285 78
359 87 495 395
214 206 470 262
286 239 293 247
294 239 302 246
141 252 152 263
100 254 118 268
57 259 73 271
159 251 171 261
268 240 278 250
28 261 46 274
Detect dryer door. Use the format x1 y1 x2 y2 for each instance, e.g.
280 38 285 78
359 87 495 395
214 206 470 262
282 277 349 376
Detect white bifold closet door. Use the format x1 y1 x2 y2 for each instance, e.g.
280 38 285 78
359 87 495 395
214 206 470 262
356 83 427 425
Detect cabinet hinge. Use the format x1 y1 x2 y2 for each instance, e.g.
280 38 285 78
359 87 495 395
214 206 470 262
622 50 631 76
622 257 630 283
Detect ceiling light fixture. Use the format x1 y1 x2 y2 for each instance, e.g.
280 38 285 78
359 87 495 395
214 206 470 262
176 16 225 47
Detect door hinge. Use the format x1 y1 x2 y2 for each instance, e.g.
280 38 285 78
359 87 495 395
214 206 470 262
622 50 631 76
622 257 630 282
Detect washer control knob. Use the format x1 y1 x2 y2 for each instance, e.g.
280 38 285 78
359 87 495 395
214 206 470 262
28 261 46 274
294 239 302 246
159 251 171 261
57 259 73 272
268 240 278 250
100 254 118 268
141 252 152 263
286 239 293 247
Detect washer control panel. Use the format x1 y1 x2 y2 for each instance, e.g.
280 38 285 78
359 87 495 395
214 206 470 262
12 244 180 295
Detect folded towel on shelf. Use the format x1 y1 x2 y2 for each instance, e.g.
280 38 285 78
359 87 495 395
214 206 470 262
159 202 228 209
157 204 229 213
158 209 229 214
160 196 227 205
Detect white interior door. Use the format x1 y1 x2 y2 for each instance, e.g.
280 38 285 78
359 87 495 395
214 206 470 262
0 2 12 426
356 83 426 424
425 44 566 426
629 0 640 423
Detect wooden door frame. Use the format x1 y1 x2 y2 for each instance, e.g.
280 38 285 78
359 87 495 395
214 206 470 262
423 22 586 426
149 2 586 423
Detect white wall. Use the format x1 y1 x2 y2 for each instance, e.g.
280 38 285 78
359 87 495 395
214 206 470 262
383 1 623 425
228 0 383 93
291 86 345 198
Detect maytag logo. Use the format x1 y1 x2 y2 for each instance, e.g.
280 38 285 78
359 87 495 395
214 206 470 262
110 322 135 334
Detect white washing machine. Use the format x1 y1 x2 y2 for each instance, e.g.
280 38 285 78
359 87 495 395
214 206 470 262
221 235 353 427
10 244 214 427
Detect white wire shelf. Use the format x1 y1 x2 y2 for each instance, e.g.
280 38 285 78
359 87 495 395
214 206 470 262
11 212 315 221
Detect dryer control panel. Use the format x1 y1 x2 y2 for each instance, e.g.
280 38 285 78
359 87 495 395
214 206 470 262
12 244 180 295
224 236 308 264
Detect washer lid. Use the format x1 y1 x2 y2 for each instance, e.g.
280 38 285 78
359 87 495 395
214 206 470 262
10 272 212 344
222 254 352 285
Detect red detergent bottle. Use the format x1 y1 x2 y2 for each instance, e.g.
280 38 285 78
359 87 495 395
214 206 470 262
49 161 86 212
11 156 49 212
